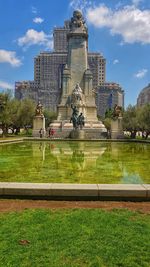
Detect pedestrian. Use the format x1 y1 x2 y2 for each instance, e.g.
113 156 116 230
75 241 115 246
49 128 52 137
51 128 55 137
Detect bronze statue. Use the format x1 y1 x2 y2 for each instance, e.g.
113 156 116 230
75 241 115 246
35 101 43 116
77 113 85 129
70 104 79 129
70 104 85 130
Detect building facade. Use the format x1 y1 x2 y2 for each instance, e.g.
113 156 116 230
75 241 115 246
15 14 123 117
15 16 106 112
137 83 150 106
96 82 124 118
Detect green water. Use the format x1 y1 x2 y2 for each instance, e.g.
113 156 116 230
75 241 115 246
0 141 150 184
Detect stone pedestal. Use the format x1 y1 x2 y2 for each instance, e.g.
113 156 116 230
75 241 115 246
111 117 124 139
32 116 46 137
70 129 85 139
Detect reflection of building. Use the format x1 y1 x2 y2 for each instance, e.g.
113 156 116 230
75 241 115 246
96 82 124 118
137 83 150 106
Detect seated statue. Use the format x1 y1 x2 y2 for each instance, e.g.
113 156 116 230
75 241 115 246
35 101 43 116
72 83 83 102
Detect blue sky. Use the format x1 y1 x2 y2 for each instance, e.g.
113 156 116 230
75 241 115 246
0 0 150 106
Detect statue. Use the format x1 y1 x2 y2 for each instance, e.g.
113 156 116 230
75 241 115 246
70 104 79 129
112 104 122 119
72 83 83 102
77 113 85 130
35 101 43 116
69 10 87 32
70 104 85 130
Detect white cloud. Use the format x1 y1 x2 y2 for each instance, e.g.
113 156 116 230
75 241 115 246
113 59 119 64
86 4 150 44
134 69 148 78
69 0 92 12
18 29 53 50
132 0 143 7
0 80 14 90
33 17 44 24
0 50 22 67
31 6 37 14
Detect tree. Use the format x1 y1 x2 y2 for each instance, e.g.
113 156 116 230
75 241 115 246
123 105 140 138
0 92 13 136
103 108 113 138
0 93 36 136
17 99 35 134
43 109 57 128
138 104 150 139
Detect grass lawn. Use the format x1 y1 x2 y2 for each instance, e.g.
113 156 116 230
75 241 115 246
0 208 149 267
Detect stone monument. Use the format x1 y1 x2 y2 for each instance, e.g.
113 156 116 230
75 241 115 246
111 105 124 139
51 10 106 139
32 101 46 137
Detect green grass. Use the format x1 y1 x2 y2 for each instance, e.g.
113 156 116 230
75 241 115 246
0 209 149 267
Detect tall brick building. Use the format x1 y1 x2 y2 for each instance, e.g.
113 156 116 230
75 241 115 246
15 17 106 112
96 82 124 118
15 14 124 116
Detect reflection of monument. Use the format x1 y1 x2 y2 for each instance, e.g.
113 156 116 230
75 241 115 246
32 101 46 137
51 10 106 139
50 142 106 173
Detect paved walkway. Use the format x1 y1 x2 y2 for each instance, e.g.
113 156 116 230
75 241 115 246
0 200 149 213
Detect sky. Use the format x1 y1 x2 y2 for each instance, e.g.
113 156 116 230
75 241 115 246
0 0 150 107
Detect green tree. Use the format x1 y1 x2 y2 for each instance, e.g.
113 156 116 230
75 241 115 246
138 104 150 139
0 93 35 136
123 105 140 138
0 93 13 136
17 98 35 134
43 109 57 128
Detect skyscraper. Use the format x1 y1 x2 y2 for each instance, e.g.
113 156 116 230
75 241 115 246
15 15 106 113
96 82 124 118
15 12 123 118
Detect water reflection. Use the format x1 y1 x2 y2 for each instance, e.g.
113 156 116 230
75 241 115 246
0 141 149 183
121 170 143 184
45 142 106 171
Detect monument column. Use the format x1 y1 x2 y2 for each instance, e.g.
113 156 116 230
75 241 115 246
52 10 107 138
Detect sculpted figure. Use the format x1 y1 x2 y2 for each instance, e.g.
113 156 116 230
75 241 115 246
70 10 87 31
70 104 79 129
72 83 83 102
112 104 122 118
77 113 85 130
35 101 43 116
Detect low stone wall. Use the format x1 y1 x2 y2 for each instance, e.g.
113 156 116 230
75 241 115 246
0 183 149 201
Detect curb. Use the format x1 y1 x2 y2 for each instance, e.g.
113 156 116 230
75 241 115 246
0 183 149 201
